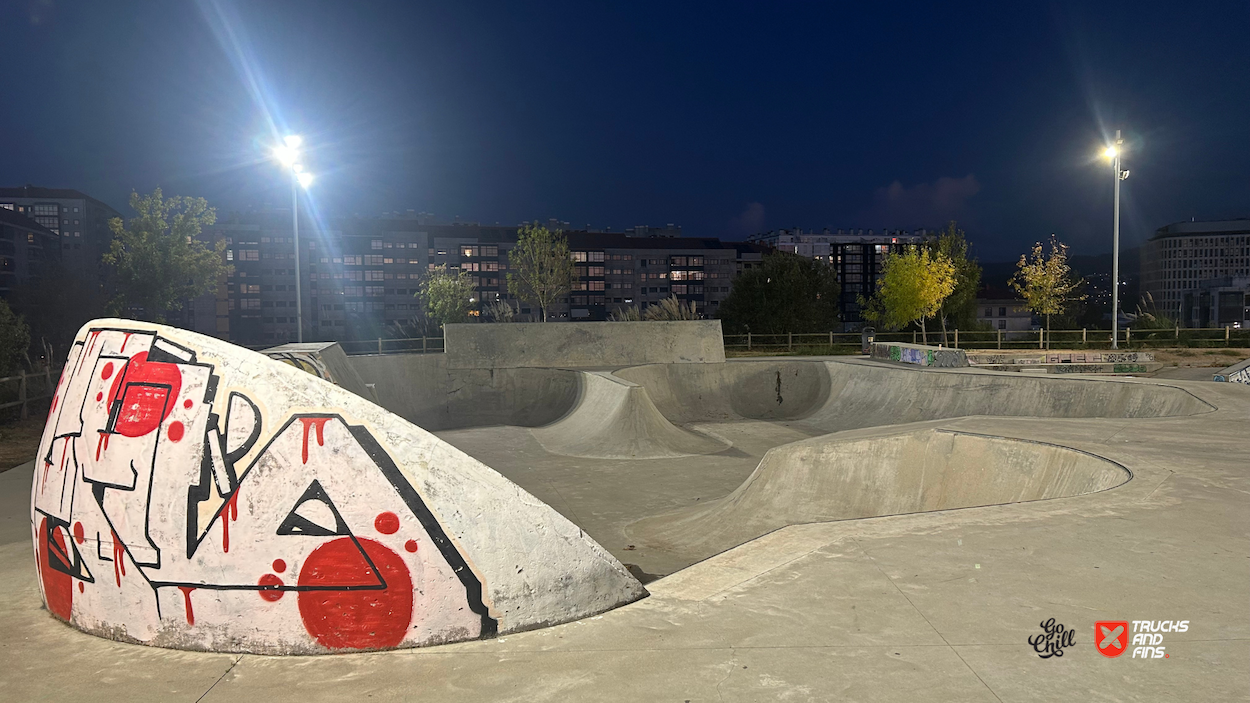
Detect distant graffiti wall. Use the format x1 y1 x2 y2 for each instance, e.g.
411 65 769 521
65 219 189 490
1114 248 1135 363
967 351 1155 366
871 343 968 368
1213 357 1250 384
33 322 643 654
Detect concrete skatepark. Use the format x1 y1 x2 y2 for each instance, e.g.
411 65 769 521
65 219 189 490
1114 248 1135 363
2 319 1247 700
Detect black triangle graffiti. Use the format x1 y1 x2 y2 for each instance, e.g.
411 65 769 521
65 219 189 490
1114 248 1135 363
276 479 351 537
45 520 95 583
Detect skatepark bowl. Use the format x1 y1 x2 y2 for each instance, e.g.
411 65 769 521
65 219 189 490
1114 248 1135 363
27 320 1238 670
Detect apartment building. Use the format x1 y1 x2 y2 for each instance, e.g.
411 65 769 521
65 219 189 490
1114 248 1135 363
0 186 122 278
745 228 924 328
193 212 767 346
1140 219 1250 327
0 208 60 298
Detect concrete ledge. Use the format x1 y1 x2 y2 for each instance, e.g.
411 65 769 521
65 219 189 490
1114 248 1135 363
977 362 1163 375
966 350 1156 365
1213 356 1250 384
870 342 968 368
444 320 725 369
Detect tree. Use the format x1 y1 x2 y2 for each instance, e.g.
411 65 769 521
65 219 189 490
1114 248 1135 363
1010 238 1085 346
507 224 574 322
717 252 840 334
860 246 956 344
417 265 476 328
10 260 108 365
482 298 516 322
0 299 31 377
927 221 982 343
101 189 229 322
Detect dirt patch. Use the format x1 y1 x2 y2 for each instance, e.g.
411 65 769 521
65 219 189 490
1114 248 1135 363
0 415 46 472
1150 348 1249 368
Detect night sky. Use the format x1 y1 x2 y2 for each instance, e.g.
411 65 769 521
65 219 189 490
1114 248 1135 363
2 1 1247 260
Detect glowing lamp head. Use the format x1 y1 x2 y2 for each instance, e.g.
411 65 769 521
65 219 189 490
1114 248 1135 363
283 135 303 149
274 145 298 167
297 171 314 189
1104 146 1118 158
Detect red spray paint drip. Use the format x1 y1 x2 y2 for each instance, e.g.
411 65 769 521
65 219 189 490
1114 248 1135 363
120 332 133 352
111 530 126 587
177 586 196 625
95 432 110 461
299 418 330 464
221 490 241 553
87 330 101 353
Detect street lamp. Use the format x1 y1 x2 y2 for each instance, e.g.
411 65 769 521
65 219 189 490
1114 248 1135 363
1103 130 1130 349
273 136 313 342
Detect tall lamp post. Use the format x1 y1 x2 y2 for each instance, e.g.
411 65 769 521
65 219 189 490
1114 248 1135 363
1103 131 1130 349
273 136 314 342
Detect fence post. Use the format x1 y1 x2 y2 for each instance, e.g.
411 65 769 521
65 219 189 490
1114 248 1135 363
997 328 1001 350
422 336 427 354
1126 328 1131 345
747 332 752 351
18 372 27 420
954 329 959 348
1226 326 1230 342
1082 328 1087 345
378 338 383 354
1039 329 1043 349
788 332 793 351
1175 324 1179 340
912 330 917 344
829 331 833 346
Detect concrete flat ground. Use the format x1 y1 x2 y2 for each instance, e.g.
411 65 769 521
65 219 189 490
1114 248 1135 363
2 362 1247 701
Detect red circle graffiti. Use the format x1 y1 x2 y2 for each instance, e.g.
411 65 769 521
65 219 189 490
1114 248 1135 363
37 517 73 621
107 352 183 438
258 573 285 601
95 392 103 402
167 421 185 442
404 540 418 553
297 537 413 650
272 559 287 573
184 399 193 409
100 362 114 380
374 512 400 535
73 522 85 545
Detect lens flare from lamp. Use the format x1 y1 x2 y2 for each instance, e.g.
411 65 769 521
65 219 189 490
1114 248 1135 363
297 172 314 188
284 135 303 149
1104 147 1117 158
274 145 297 167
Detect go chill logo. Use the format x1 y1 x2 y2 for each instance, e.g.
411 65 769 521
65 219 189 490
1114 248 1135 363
1096 620 1188 659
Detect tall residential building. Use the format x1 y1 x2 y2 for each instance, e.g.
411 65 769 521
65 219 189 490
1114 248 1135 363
0 186 123 278
745 228 925 328
1140 219 1250 327
0 208 60 298
193 211 767 346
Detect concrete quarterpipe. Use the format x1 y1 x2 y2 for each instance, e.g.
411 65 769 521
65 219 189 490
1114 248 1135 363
31 320 644 654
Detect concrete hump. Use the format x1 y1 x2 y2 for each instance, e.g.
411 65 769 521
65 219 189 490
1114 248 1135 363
531 371 730 459
443 320 726 369
32 320 645 655
1213 356 1250 384
627 427 1130 561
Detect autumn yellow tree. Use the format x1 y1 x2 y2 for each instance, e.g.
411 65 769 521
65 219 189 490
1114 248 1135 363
860 246 956 344
1010 238 1085 347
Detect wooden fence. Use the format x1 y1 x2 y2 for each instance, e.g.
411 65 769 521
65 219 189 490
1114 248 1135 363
724 326 1250 352
0 368 60 420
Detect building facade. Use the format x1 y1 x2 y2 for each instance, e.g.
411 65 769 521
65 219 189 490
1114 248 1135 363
0 186 122 279
745 228 925 328
1140 219 1250 327
975 287 1033 334
0 208 60 298
193 212 768 346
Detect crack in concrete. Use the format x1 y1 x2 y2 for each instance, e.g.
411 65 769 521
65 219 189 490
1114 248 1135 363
196 654 243 703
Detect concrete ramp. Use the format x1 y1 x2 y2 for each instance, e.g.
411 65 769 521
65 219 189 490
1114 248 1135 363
627 428 1130 559
33 320 644 655
262 341 372 399
1214 356 1250 384
531 372 729 459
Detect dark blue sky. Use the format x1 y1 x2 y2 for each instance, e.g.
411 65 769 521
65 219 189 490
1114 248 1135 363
3 0 1247 260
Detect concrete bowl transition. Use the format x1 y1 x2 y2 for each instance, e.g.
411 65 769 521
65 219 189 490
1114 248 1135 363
30 319 1219 658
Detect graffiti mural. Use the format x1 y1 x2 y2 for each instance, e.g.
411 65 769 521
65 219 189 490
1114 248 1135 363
33 325 495 653
871 343 968 368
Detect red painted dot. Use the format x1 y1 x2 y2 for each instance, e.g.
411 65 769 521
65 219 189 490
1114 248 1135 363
184 399 193 409
100 362 114 380
374 512 400 535
73 522 85 545
78 582 84 593
404 540 418 553
272 559 287 573
167 421 185 442
95 392 103 402
258 573 284 601
297 538 412 650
